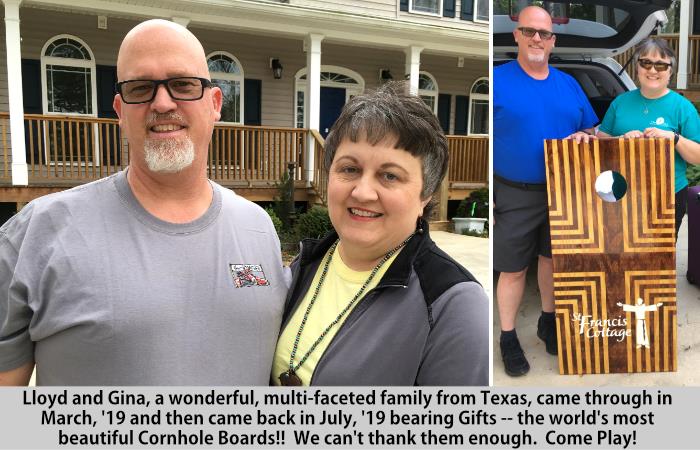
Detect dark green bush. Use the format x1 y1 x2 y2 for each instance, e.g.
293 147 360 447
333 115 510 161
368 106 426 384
456 187 489 218
295 206 334 239
687 164 700 187
264 207 283 235
273 171 295 229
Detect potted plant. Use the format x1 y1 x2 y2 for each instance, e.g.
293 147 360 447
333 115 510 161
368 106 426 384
452 188 488 235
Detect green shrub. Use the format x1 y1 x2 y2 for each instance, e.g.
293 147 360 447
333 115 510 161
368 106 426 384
264 207 283 235
295 206 334 239
456 187 489 218
687 164 700 187
273 171 295 230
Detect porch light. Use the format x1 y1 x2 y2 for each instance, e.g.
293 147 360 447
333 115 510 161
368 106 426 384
270 58 283 79
379 69 393 82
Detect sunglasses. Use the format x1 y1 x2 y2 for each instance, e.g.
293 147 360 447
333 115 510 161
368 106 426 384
638 59 672 72
517 27 554 40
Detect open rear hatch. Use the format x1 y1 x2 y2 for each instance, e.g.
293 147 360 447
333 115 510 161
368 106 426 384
494 0 671 59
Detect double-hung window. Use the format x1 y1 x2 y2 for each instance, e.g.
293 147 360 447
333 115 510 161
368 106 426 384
410 0 442 16
468 78 489 135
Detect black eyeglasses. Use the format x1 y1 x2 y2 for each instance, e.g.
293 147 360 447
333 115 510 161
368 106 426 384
638 58 672 72
115 77 213 104
517 27 554 40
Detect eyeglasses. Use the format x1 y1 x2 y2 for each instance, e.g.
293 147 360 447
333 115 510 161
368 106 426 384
115 77 213 104
637 58 672 72
517 27 554 40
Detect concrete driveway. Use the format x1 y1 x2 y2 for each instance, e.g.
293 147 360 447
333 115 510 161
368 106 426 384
431 231 491 296
493 218 700 386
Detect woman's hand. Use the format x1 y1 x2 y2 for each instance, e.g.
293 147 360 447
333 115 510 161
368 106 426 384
641 127 700 164
566 131 596 143
623 130 644 139
643 127 675 140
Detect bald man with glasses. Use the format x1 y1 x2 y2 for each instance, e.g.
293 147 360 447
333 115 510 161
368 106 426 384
493 6 598 377
0 20 288 385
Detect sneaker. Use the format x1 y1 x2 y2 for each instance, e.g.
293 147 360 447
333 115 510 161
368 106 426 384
500 335 530 377
537 315 558 355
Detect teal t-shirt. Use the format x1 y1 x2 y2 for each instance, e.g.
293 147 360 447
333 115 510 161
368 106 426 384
599 89 700 193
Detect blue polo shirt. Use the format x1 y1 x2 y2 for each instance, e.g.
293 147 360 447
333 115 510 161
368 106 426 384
494 61 598 183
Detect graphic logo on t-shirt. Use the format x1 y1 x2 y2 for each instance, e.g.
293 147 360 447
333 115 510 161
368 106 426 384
648 116 673 131
230 264 270 288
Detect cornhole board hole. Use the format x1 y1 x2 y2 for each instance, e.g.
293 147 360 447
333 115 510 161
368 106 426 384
545 138 676 375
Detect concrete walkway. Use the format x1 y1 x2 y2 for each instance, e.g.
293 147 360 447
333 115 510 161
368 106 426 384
431 231 491 296
493 218 700 386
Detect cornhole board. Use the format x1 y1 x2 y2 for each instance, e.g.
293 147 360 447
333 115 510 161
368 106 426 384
545 138 676 375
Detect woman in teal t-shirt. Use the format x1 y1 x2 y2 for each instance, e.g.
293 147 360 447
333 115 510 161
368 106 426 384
597 37 700 237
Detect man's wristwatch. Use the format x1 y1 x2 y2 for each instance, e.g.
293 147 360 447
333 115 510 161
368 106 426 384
674 132 680 145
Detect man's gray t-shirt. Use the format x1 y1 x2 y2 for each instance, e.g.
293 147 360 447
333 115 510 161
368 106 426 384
0 171 288 385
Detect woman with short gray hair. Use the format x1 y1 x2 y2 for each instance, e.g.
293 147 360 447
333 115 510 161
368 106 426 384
597 37 700 237
271 82 489 386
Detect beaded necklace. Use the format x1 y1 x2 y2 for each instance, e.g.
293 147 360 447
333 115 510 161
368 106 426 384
278 234 414 386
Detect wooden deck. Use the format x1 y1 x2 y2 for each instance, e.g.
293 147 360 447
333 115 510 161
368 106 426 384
0 113 488 205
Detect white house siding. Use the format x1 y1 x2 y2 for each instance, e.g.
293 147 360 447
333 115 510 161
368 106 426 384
191 26 304 128
0 5 486 131
289 0 487 32
321 41 405 92
0 8 138 115
291 0 396 18
421 52 487 134
422 53 486 93
397 0 486 29
319 42 488 102
19 8 134 69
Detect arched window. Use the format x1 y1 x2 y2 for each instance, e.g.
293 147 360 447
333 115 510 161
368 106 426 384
418 72 438 115
468 78 489 135
294 66 364 128
207 52 244 124
41 35 97 115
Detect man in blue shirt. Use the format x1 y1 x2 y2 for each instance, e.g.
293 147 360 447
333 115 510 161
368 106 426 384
494 5 598 377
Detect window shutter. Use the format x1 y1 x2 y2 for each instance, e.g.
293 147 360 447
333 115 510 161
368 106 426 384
22 59 42 165
96 65 120 165
96 65 118 119
461 0 474 21
443 0 456 17
244 78 262 126
454 95 469 135
400 0 409 12
437 94 451 133
21 59 41 114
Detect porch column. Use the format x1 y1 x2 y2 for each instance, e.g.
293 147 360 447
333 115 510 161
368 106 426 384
305 33 323 186
677 0 691 89
4 0 27 185
404 46 423 95
171 17 191 28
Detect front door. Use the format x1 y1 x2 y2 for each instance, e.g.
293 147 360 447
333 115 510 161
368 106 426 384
319 87 346 138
